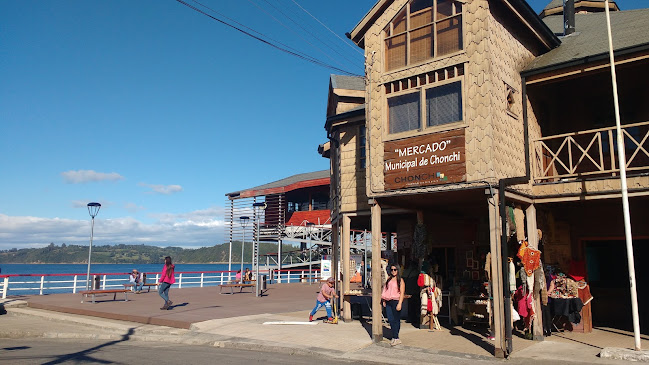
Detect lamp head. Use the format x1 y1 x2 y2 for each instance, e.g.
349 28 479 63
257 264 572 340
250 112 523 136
87 202 101 218
240 216 250 227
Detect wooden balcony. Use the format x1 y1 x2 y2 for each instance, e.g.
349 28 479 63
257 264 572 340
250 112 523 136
533 121 649 183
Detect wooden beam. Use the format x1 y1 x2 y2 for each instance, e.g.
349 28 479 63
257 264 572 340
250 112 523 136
489 190 506 357
371 202 383 342
342 215 351 322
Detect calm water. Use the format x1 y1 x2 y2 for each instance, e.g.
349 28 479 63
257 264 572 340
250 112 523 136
0 263 249 276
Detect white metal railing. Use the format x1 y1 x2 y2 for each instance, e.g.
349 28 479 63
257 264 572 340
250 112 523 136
0 269 322 298
1 271 235 298
533 121 649 183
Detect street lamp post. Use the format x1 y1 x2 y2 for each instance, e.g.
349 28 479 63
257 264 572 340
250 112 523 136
253 202 266 297
85 202 101 291
307 222 315 285
239 216 250 284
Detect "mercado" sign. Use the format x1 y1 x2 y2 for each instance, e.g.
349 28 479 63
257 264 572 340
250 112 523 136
384 128 466 190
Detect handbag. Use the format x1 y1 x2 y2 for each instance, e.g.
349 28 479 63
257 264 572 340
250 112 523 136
417 273 425 287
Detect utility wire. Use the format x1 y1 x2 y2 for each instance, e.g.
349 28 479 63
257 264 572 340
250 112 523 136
289 0 365 56
254 0 362 74
175 0 360 76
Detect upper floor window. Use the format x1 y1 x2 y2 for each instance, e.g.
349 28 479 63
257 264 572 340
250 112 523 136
388 80 463 134
384 0 463 71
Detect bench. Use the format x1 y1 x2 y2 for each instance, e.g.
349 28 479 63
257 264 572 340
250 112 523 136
219 283 255 295
122 283 158 293
80 289 130 303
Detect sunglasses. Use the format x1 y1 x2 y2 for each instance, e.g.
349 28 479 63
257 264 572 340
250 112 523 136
391 268 398 272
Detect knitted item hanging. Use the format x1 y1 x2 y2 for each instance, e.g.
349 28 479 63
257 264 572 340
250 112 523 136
413 223 427 260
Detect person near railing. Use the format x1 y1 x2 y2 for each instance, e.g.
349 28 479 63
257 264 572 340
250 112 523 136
158 256 175 310
129 269 144 293
243 268 252 282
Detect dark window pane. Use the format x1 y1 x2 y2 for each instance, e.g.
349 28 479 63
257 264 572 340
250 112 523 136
385 34 407 71
410 25 433 64
426 81 462 127
393 9 407 34
389 92 421 134
437 0 454 19
437 16 462 56
410 0 433 29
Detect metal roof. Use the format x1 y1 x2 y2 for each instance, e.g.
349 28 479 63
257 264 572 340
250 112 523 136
542 0 618 13
330 74 365 91
226 170 330 198
523 9 649 75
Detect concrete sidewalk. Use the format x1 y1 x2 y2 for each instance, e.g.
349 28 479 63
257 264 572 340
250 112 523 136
0 286 645 364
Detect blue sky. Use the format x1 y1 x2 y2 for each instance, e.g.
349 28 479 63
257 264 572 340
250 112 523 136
0 0 644 249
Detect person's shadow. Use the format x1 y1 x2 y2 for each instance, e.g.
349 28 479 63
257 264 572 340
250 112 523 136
167 302 188 310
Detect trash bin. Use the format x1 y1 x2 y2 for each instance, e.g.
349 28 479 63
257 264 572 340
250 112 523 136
257 274 267 294
93 275 101 289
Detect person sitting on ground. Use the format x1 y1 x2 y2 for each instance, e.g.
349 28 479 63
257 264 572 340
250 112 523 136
309 277 339 322
130 269 144 293
243 268 253 282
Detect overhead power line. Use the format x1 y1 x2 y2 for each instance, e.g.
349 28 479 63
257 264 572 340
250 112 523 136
289 0 365 57
175 0 360 76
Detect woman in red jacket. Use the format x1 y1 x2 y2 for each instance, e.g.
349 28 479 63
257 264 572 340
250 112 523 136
158 256 175 310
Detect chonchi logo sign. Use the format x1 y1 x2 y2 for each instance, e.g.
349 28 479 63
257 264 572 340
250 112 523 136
383 129 466 190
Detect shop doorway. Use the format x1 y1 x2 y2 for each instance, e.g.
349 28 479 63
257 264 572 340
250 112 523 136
584 239 648 334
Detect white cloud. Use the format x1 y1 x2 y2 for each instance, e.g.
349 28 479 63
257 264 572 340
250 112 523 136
0 208 226 250
124 202 145 213
61 170 124 184
138 183 183 195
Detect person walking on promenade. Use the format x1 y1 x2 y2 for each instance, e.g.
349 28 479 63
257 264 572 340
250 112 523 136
309 277 338 322
382 264 405 346
158 256 175 310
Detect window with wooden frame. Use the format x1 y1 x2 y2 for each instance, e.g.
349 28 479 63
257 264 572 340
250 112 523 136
388 79 463 135
384 0 463 72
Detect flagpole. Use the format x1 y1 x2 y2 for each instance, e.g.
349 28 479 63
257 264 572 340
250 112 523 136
605 0 641 351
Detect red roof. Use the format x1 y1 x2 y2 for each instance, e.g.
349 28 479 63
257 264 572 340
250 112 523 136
286 210 331 226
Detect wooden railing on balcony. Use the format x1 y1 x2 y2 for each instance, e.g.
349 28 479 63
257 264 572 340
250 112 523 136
533 121 649 183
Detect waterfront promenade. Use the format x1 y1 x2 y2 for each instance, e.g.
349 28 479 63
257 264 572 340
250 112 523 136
1 283 646 364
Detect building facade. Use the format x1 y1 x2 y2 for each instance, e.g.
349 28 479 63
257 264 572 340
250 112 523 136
324 0 649 357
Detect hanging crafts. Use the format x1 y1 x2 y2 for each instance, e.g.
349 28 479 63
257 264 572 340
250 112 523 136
413 223 427 259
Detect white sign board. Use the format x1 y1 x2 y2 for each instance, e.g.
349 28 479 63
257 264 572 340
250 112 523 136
321 259 332 280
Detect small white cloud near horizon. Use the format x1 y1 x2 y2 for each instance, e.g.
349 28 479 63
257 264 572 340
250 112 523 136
139 182 183 195
0 206 226 250
61 170 124 184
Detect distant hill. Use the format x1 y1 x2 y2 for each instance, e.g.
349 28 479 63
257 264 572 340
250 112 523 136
0 242 298 264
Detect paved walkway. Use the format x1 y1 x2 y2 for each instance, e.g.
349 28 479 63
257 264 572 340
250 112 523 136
1 283 647 364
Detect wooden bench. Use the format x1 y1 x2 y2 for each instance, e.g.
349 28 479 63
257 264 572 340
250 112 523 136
219 283 255 295
122 283 158 293
80 289 130 303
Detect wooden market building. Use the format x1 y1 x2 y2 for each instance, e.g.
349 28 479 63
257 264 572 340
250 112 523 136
323 0 649 357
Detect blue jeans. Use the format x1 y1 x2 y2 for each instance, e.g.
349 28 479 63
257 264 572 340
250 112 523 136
385 300 401 339
310 300 332 318
132 282 143 292
158 282 171 303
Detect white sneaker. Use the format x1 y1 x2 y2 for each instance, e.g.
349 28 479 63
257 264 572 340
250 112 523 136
390 339 396 346
392 338 402 346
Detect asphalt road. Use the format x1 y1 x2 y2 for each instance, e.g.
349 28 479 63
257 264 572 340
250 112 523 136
0 338 378 365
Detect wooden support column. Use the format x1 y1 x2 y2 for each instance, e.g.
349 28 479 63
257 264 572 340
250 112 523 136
332 221 340 317
526 204 544 341
489 190 506 358
371 201 383 342
342 215 352 322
